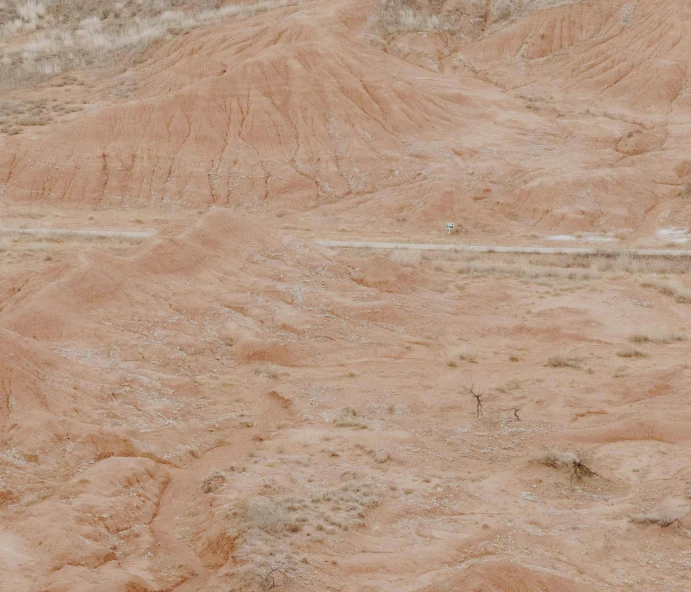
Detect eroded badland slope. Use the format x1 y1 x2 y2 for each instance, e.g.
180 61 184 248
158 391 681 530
0 1 690 591
0 0 690 237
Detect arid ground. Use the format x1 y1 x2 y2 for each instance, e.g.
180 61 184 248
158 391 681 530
0 0 690 590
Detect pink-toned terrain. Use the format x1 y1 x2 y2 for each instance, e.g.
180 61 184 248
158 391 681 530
0 0 690 590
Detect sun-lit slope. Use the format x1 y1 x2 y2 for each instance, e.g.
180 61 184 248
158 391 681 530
0 0 463 207
465 0 691 109
1 0 691 237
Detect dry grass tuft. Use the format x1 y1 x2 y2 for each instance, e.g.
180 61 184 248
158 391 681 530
535 449 598 480
627 333 685 344
201 471 227 494
640 278 691 303
454 350 477 364
255 363 282 380
616 348 648 359
333 407 368 429
390 248 421 267
630 510 684 528
0 0 300 90
374 0 458 37
546 354 582 368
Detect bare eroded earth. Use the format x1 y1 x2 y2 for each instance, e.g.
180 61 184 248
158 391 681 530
0 0 690 590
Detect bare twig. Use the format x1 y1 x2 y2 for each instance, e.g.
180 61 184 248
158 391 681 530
258 567 288 590
463 384 486 418
502 407 521 421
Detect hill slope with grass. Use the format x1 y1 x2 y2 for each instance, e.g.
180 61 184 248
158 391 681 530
0 0 690 240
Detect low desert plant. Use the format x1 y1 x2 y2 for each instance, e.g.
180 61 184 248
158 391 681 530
0 0 302 90
375 0 457 37
201 471 226 494
255 363 281 379
463 384 486 418
630 510 683 527
640 278 691 303
233 497 291 534
333 407 368 429
546 354 582 368
390 248 421 267
458 351 477 363
628 333 685 344
536 449 598 480
616 348 647 358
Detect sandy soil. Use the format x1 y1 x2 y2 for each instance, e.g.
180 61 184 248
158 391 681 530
0 211 689 591
0 0 690 591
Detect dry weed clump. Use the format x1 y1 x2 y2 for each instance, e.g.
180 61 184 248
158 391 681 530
233 497 293 534
374 0 458 37
639 278 691 303
630 510 684 528
390 248 421 267
333 407 368 429
373 0 581 39
492 0 581 23
351 246 691 278
201 471 229 494
628 333 685 344
0 98 55 134
455 261 594 281
616 348 647 359
546 354 582 368
255 363 282 380
536 449 598 480
0 0 300 90
227 481 378 586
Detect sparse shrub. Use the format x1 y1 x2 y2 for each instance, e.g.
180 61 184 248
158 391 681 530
201 471 226 494
630 510 683 527
640 279 691 303
536 449 598 480
0 0 301 90
333 407 368 429
546 354 582 368
233 497 290 534
627 333 685 344
390 248 422 267
616 348 647 358
375 0 457 37
255 363 281 379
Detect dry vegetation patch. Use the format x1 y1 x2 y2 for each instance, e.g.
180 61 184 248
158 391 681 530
546 354 582 368
225 479 379 586
332 406 368 429
630 510 684 528
627 332 685 344
639 278 691 303
535 449 598 480
372 0 585 39
0 0 300 90
616 348 647 358
376 248 691 284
